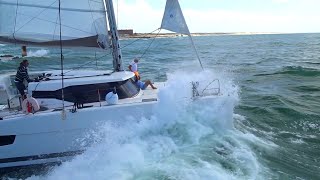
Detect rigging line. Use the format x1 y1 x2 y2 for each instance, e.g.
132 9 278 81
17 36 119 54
89 0 104 4
95 52 98 68
12 0 19 41
161 0 184 31
87 0 99 66
64 51 112 74
64 28 160 75
16 12 94 35
188 35 204 70
120 28 160 49
0 1 105 13
201 79 219 94
59 0 65 113
52 9 59 40
87 0 98 34
139 28 161 60
14 0 59 34
64 55 108 74
163 1 203 70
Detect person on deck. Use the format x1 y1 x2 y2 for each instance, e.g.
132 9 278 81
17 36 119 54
15 59 33 99
134 72 157 90
128 58 139 72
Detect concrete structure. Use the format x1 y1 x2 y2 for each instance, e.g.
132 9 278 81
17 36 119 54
118 29 134 36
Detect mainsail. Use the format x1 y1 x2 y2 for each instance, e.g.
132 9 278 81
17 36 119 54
0 0 109 49
160 0 190 35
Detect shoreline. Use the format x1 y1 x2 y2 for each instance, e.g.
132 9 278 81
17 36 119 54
121 32 318 39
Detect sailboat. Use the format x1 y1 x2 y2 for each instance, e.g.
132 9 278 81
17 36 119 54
0 0 221 171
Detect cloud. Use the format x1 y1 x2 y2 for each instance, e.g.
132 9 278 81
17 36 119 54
272 0 289 3
116 0 320 33
117 0 163 33
184 9 320 33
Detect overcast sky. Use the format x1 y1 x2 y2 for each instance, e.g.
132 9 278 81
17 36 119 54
115 0 320 33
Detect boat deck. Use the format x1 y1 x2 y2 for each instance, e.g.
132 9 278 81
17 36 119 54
0 82 165 120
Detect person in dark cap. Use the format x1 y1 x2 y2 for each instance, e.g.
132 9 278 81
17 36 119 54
15 59 33 99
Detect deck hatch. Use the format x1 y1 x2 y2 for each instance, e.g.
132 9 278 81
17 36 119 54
142 98 157 102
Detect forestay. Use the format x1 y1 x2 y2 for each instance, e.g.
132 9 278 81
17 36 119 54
0 0 109 49
160 0 190 35
160 0 204 70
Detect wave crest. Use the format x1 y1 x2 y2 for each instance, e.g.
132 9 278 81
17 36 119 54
27 49 50 57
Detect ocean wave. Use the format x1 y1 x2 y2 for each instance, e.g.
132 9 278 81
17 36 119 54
254 66 320 77
299 61 320 65
294 85 320 92
279 66 320 76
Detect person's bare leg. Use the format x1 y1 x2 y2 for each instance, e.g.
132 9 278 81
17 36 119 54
145 80 157 89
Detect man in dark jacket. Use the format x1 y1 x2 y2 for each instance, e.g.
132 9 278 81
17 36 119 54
15 59 33 99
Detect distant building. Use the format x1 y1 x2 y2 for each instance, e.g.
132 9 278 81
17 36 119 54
108 29 134 36
118 29 134 36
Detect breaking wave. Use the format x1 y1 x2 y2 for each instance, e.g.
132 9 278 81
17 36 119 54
27 49 50 57
27 71 273 180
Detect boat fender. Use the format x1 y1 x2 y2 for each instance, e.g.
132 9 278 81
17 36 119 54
22 97 40 113
105 91 118 105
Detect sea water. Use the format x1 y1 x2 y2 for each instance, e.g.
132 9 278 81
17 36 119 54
0 33 319 179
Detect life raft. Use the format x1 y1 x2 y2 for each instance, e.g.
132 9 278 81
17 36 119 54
22 97 40 113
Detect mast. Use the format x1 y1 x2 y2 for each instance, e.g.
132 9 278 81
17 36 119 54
104 0 123 72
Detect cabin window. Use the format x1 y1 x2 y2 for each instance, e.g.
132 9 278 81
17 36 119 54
32 79 140 104
0 135 16 146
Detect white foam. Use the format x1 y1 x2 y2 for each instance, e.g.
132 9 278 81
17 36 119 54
27 49 50 57
289 138 304 144
234 114 246 121
27 70 271 180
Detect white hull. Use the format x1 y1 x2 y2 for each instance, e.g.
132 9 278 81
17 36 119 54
0 69 163 170
0 94 223 170
0 68 223 170
0 100 157 169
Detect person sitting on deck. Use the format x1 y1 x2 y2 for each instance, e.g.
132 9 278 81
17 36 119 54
134 72 157 90
14 59 33 99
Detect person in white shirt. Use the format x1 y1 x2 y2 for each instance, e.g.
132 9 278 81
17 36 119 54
128 58 139 72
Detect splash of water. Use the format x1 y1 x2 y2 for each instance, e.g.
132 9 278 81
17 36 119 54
27 71 271 180
27 49 50 57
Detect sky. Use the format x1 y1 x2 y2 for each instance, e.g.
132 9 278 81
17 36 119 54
115 0 320 33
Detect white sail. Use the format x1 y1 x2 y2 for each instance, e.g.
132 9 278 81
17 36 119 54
0 0 109 49
160 0 190 35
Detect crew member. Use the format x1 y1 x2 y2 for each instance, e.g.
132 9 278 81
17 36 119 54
128 58 139 72
15 59 33 99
